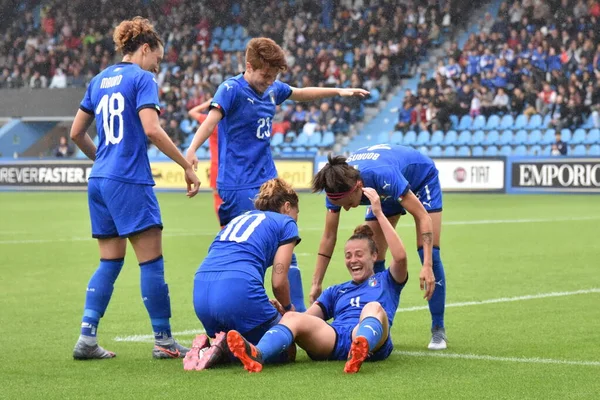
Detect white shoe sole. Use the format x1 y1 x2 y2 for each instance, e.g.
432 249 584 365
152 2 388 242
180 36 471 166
428 340 447 350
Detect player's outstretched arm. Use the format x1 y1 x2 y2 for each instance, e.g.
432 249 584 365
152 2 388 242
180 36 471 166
185 108 222 171
289 87 370 102
272 242 295 312
187 98 213 121
70 110 97 161
362 187 408 283
310 210 341 303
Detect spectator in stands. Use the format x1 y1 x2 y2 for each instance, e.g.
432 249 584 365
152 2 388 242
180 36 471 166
395 102 413 132
54 136 73 158
491 87 510 115
318 102 334 133
166 119 185 150
291 104 308 133
552 131 568 155
331 102 350 135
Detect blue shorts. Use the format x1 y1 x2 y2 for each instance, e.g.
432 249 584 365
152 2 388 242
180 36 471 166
365 173 443 220
217 187 260 226
88 177 162 239
309 323 393 362
193 270 280 344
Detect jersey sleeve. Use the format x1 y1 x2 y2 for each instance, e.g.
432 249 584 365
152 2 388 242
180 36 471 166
325 196 341 213
79 79 94 115
279 217 301 246
382 269 408 296
315 286 336 321
373 169 410 203
273 80 293 105
210 80 237 116
135 72 161 114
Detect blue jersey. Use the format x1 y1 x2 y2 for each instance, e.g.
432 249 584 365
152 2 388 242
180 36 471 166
316 270 407 328
197 210 300 282
210 74 292 190
80 62 160 185
325 144 438 212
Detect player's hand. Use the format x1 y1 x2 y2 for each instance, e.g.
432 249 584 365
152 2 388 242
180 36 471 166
185 148 199 172
270 299 294 315
362 187 382 216
419 265 435 301
184 167 200 198
309 284 322 304
339 88 370 98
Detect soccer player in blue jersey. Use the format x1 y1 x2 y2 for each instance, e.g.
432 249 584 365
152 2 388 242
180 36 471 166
225 187 408 374
69 17 200 360
183 178 300 371
310 144 448 350
184 37 369 313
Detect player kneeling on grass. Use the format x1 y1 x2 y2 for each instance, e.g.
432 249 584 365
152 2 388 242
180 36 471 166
226 188 408 374
184 178 300 371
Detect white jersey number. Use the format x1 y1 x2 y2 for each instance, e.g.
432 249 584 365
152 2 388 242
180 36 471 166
256 117 272 139
96 92 125 145
220 213 266 243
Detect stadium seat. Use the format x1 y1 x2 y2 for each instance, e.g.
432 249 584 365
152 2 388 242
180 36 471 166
418 146 429 155
223 25 235 39
233 25 245 39
572 144 586 156
470 130 485 146
271 133 284 147
402 130 417 146
571 129 586 145
443 130 457 146
416 130 430 146
321 131 335 147
458 115 472 131
484 114 500 131
220 38 232 51
514 145 527 156
307 132 322 147
541 145 553 155
512 130 528 146
430 130 444 146
307 146 319 153
294 132 309 147
390 131 403 145
295 146 307 152
471 115 486 131
528 145 542 156
498 130 513 146
541 129 555 145
542 114 552 128
499 114 514 130
457 145 470 156
589 144 600 155
514 114 528 130
231 38 243 52
443 146 457 156
526 130 542 146
456 130 471 146
484 146 499 156
472 145 484 156
282 146 294 153
560 128 572 142
449 115 459 129
500 145 513 156
582 113 596 129
183 134 194 147
344 51 354 68
483 130 499 146
212 26 223 40
526 114 542 130
364 88 380 105
429 146 442 157
585 128 600 144
179 119 193 135
195 147 208 158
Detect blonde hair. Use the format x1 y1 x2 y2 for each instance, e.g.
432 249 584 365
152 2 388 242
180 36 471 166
245 37 288 72
254 178 299 212
113 16 163 55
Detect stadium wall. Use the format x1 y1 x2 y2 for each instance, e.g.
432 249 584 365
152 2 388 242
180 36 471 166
0 88 85 118
2 156 599 194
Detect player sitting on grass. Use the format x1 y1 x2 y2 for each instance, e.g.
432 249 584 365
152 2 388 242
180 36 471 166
226 187 408 374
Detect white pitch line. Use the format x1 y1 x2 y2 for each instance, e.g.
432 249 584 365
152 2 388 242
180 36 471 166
397 288 600 313
114 329 205 343
1 216 597 245
394 351 600 367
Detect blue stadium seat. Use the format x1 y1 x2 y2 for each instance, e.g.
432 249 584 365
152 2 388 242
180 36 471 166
364 88 380 105
585 128 600 144
321 131 335 147
212 26 223 40
500 145 513 156
449 115 459 129
402 131 417 146
457 146 470 156
443 146 457 156
223 25 235 39
458 115 472 131
234 25 245 39
429 146 443 157
498 130 513 146
528 145 542 156
195 147 208 158
271 133 284 147
512 130 528 145
179 119 193 135
541 145 553 155
526 129 542 145
308 132 322 147
296 146 307 152
514 114 528 130
344 51 354 68
483 130 499 146
560 128 572 142
183 134 194 147
484 114 500 131
294 132 308 147
471 115 486 131
430 130 444 146
443 130 457 146
307 146 319 153
231 38 244 52
418 146 429 156
582 113 596 129
526 114 542 130
541 129 555 145
572 144 586 156
282 131 296 147
220 38 232 51
589 144 600 155
456 130 471 146
390 131 403 145
571 129 586 145
147 146 159 158
472 145 484 156
499 114 514 130
282 146 294 153
542 114 552 128
470 130 485 146
484 146 499 156
416 130 430 146
514 145 527 156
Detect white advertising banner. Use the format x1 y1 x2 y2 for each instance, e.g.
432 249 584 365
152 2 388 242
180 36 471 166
433 158 505 192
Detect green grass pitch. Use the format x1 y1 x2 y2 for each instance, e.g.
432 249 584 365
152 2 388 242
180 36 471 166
1 191 599 399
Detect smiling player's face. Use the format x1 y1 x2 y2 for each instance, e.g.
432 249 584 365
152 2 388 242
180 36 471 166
245 63 279 93
344 239 376 283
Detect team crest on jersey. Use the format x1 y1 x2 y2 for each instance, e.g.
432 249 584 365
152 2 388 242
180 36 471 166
368 276 378 287
269 91 276 104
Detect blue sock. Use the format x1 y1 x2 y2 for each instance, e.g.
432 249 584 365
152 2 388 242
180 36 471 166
256 324 294 363
418 246 446 329
356 316 384 351
80 258 124 337
140 255 173 340
374 260 386 273
289 253 306 312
